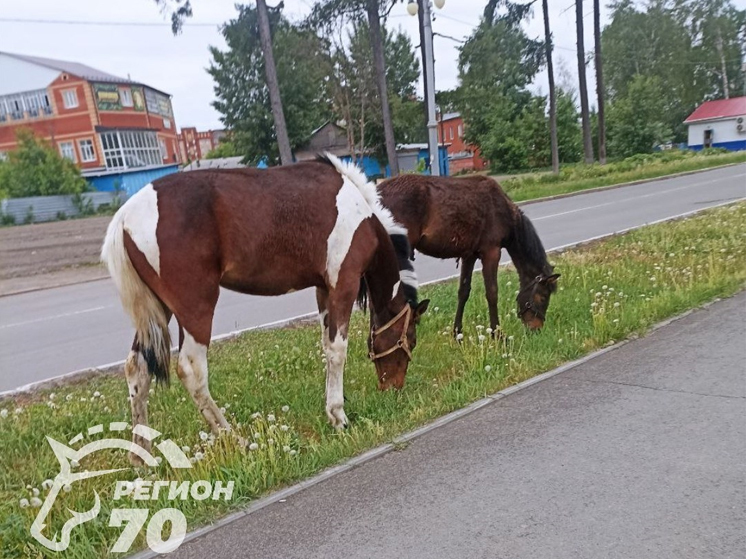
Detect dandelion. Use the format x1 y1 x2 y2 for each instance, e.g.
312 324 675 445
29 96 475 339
42 479 53 490
283 445 291 453
181 445 191 454
456 333 464 341
155 456 163 466
49 393 56 400
14 407 22 414
189 457 197 464
478 335 486 342
280 425 289 432
194 452 204 461
220 407 226 414
0 409 7 419
433 306 440 312
613 302 620 308
267 414 276 423
249 443 259 451
149 388 154 395
484 365 492 373
225 403 231 409
19 498 30 508
199 431 209 442
476 325 484 331
281 405 290 413
506 281 512 287
104 406 111 412
558 339 563 344
31 487 40 497
486 327 493 335
502 353 508 359
66 394 73 401
508 336 514 341
30 497 43 508
267 438 275 445
602 285 607 290
63 484 72 493
70 459 80 469
591 302 598 308
613 319 620 323
290 450 298 456
80 398 87 403
93 391 101 398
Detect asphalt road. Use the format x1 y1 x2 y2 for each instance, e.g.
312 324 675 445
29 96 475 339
169 291 746 559
1 164 744 392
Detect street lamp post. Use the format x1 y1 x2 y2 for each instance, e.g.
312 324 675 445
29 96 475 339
408 0 443 176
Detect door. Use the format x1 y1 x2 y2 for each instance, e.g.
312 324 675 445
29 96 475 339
703 129 714 148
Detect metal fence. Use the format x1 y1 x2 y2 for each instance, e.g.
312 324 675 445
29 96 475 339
0 191 123 224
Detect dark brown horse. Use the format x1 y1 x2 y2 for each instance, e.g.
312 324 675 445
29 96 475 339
378 174 558 335
102 154 428 462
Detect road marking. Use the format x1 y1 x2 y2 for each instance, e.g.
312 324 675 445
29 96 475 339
531 174 746 222
0 305 110 330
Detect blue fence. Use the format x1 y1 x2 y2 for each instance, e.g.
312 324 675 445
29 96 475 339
85 164 180 197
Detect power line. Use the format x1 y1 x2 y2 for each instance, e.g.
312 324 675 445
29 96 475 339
0 17 221 27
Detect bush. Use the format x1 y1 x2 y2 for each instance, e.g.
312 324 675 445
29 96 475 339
0 129 88 198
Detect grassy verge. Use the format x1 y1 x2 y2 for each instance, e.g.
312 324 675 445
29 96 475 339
501 149 746 202
1 203 745 558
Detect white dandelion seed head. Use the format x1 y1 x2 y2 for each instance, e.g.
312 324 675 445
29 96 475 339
456 333 464 341
0 409 7 419
281 405 290 413
508 336 514 341
14 407 23 414
93 391 101 398
283 445 291 453
63 484 72 493
30 497 43 508
49 393 55 400
433 306 440 312
181 445 191 454
220 407 226 414
199 431 209 441
484 365 492 372
486 327 493 334
267 414 276 423
267 438 275 445
281 425 289 432
558 339 563 344
253 432 261 439
289 449 297 456
31 487 40 497
614 302 620 308
478 335 486 342
476 325 484 331
19 498 30 508
66 394 73 401
249 442 259 451
194 452 204 461
42 479 53 490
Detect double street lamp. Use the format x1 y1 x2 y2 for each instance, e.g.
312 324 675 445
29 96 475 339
407 0 445 176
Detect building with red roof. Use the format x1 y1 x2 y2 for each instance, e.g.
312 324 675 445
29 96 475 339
684 97 746 151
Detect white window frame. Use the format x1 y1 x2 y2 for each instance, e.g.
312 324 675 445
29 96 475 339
62 89 79 109
458 124 463 138
78 138 96 162
99 130 162 170
449 127 454 141
119 88 133 107
59 141 77 162
159 138 168 160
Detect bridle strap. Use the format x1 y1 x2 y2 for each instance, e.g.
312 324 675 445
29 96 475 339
369 305 412 361
518 275 546 320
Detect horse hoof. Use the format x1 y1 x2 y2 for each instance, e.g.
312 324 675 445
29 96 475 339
327 406 349 430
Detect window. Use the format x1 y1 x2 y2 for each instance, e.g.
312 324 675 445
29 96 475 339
449 127 454 140
59 141 76 162
144 88 159 114
62 89 79 109
0 151 7 162
120 88 133 107
78 139 96 162
99 130 162 170
458 124 463 138
163 118 171 129
159 138 168 160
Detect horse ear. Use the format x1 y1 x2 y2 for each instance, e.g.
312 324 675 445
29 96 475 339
414 299 430 320
545 273 561 284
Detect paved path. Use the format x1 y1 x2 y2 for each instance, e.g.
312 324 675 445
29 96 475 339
170 292 746 559
1 164 744 391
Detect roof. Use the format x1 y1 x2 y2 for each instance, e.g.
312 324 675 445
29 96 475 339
440 112 461 121
0 51 170 96
684 97 746 123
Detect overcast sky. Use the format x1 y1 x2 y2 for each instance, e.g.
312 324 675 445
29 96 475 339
2 0 740 131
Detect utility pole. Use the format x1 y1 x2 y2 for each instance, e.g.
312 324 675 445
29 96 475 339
256 0 293 166
542 0 559 174
576 0 594 164
594 0 606 164
421 1 440 175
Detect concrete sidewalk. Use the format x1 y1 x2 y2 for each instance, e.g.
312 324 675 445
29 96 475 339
171 293 746 559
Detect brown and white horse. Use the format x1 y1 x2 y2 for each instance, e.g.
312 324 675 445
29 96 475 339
378 174 558 335
102 154 428 462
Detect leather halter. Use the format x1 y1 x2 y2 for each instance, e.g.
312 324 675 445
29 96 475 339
369 305 412 361
518 275 547 321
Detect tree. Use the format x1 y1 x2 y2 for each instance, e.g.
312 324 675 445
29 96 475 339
309 0 405 175
153 0 293 165
576 0 594 163
542 0 559 174
607 75 672 157
594 0 607 164
209 5 331 164
0 129 88 198
556 89 583 164
205 140 240 159
256 0 293 165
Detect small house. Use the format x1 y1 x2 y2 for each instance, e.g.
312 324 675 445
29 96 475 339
684 97 746 151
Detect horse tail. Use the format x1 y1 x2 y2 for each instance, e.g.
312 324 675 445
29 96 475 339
101 200 171 385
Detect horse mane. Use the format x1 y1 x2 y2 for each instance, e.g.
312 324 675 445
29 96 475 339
512 209 553 278
317 153 418 310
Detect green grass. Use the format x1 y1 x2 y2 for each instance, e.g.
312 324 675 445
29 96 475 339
501 149 746 202
1 203 745 558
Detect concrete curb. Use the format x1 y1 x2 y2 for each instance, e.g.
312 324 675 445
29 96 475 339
127 293 732 559
513 161 744 207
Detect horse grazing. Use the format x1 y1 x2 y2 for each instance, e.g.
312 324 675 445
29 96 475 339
377 174 559 335
102 154 428 463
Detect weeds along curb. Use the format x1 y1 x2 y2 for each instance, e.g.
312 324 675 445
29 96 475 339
3 196 743 402
126 293 734 559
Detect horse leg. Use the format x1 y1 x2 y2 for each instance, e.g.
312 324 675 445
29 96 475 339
481 247 502 337
453 255 477 337
124 340 152 465
316 288 330 356
173 284 229 434
321 285 355 429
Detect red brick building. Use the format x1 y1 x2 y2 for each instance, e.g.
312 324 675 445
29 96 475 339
177 127 227 162
436 112 487 173
0 52 181 173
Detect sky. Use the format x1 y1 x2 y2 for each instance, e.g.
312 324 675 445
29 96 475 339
0 0 702 131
